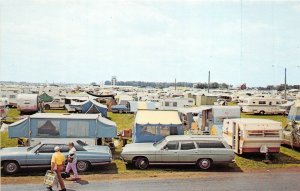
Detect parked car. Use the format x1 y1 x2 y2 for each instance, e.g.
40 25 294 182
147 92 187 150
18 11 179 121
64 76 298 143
1 140 112 174
121 135 235 170
111 105 130 113
44 98 65 110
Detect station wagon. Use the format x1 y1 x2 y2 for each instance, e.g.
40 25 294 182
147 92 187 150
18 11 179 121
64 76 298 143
121 135 235 170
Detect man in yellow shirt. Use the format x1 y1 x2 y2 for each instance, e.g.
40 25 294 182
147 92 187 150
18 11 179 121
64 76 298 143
47 146 66 191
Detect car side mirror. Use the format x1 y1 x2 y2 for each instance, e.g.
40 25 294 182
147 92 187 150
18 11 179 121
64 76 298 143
35 150 39 154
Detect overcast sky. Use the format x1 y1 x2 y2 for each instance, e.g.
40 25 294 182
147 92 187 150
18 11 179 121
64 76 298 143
0 0 300 87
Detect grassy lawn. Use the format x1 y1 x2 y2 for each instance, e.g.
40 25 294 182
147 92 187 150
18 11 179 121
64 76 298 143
2 108 21 123
108 112 134 132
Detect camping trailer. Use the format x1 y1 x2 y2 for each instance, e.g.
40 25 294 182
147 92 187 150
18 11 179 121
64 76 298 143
132 110 184 143
241 97 287 115
222 118 283 154
8 113 117 145
160 98 194 110
16 94 39 114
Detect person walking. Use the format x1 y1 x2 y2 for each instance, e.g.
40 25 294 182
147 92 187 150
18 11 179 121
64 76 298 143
65 142 79 181
47 146 66 191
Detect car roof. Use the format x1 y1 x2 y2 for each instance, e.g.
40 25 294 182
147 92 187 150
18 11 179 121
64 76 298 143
165 135 223 142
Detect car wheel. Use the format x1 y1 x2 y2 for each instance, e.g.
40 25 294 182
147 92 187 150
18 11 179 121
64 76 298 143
76 161 90 172
119 110 123 114
259 111 265 115
197 158 211 170
135 157 149 170
44 104 50 110
3 161 20 174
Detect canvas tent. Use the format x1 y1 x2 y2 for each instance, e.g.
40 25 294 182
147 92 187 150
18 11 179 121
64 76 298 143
288 100 300 121
81 99 108 117
8 113 116 139
39 92 53 102
132 110 184 143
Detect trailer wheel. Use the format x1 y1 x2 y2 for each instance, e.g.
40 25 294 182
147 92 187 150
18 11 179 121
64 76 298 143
197 158 212 170
44 104 50 110
259 111 265 115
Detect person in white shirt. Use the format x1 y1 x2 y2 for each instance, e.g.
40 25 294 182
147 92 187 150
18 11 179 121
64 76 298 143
65 142 79 181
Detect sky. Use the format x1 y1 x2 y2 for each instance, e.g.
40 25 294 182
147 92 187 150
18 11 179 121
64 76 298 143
0 0 300 87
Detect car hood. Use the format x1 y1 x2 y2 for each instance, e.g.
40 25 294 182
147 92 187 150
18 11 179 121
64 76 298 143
122 143 158 153
0 146 29 154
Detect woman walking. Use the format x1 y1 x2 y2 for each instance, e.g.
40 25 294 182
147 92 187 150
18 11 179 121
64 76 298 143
65 142 79 181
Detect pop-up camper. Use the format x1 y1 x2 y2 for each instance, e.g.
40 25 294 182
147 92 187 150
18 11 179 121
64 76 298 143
132 110 184 143
8 113 117 145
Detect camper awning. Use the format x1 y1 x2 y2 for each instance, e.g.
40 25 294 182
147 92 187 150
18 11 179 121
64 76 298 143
135 110 182 125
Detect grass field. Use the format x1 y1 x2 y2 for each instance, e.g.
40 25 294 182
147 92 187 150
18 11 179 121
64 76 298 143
1 108 300 172
108 112 135 132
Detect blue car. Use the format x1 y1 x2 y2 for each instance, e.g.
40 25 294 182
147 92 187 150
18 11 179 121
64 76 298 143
0 140 112 174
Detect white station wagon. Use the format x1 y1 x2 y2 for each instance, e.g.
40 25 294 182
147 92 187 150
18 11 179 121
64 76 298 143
121 135 235 170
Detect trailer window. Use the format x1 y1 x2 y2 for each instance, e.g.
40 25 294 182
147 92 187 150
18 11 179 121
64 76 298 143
247 130 264 137
248 130 280 137
165 102 170 106
264 130 280 137
173 102 177 107
258 101 266 105
24 100 31 104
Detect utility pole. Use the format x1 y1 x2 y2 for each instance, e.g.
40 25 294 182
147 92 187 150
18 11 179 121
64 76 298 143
175 78 177 91
208 71 210 93
284 67 287 100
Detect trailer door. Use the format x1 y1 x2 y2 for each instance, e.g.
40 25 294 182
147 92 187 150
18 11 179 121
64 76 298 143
234 125 240 154
232 122 240 154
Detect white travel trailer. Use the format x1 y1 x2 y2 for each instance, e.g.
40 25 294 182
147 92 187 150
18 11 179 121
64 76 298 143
160 98 194 110
0 87 20 107
222 118 283 154
241 97 287 114
16 94 40 114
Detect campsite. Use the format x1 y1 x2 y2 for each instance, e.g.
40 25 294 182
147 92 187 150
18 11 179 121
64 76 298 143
1 1 300 191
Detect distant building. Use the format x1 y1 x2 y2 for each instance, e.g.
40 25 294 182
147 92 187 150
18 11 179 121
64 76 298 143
111 76 117 86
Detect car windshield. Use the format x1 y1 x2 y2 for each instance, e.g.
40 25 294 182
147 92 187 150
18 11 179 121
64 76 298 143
27 142 41 151
76 140 88 146
153 139 167 148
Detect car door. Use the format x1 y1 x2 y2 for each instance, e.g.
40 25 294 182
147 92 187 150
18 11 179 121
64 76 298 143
178 141 198 163
52 99 60 108
159 141 179 163
26 144 56 167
